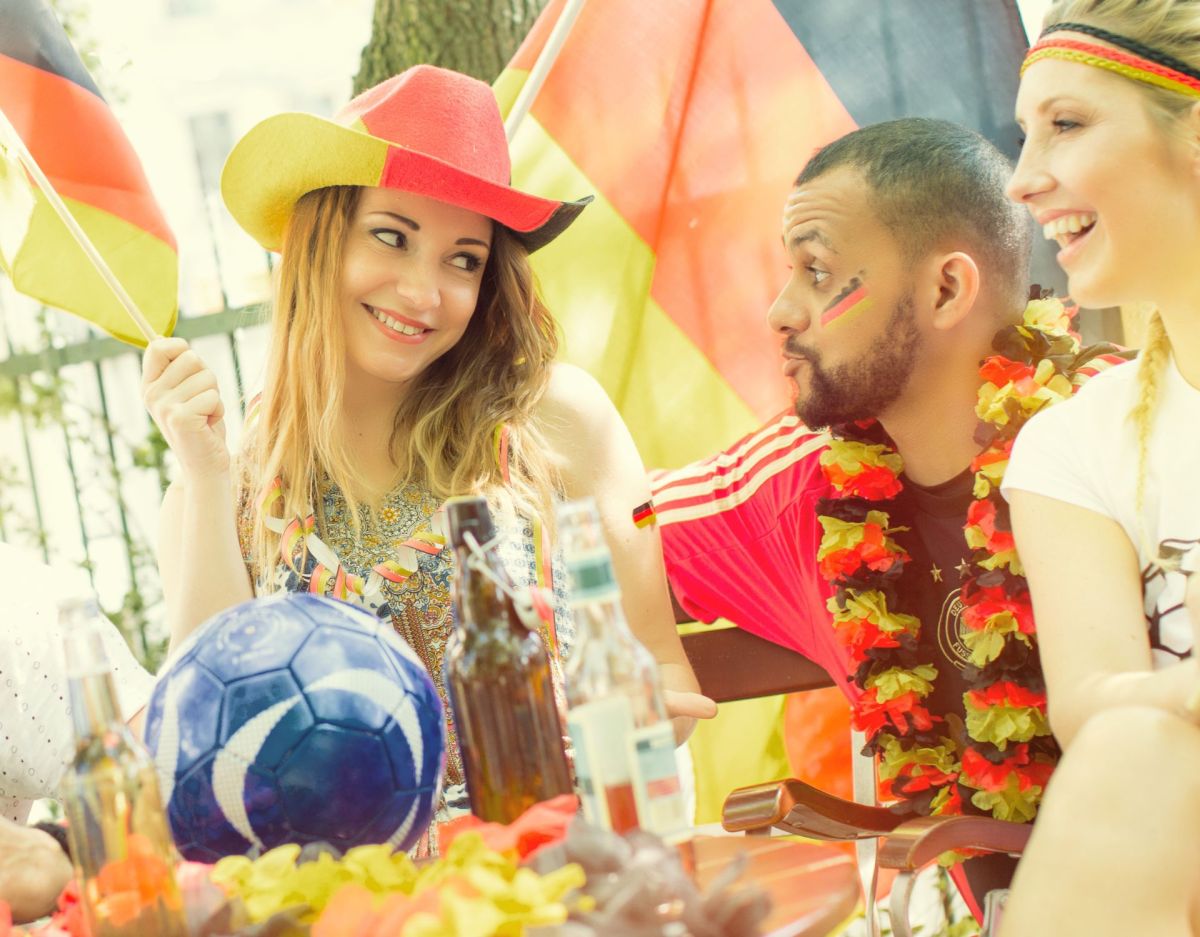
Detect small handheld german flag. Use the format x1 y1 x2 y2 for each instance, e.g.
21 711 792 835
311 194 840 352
0 0 177 346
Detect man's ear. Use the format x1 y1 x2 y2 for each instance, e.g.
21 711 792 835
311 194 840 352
927 251 981 331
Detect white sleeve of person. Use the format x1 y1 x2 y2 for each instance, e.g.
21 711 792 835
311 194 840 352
1001 371 1119 519
0 544 155 809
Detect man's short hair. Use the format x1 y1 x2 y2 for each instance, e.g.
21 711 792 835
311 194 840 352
796 118 1032 310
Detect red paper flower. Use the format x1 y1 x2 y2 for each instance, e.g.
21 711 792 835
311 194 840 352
979 356 1036 388
852 689 937 737
970 438 1014 473
967 681 1047 712
961 744 1031 792
818 523 906 580
439 794 578 860
834 617 902 663
961 587 1035 635
961 744 1053 795
965 499 1016 555
824 462 903 500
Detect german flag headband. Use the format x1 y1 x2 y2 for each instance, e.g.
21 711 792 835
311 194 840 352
1022 21 1200 99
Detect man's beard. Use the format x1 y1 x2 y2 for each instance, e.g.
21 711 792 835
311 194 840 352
789 293 922 429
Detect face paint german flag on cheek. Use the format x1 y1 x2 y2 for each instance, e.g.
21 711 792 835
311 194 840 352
820 276 874 329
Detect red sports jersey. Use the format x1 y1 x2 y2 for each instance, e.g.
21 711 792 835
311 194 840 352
650 412 857 699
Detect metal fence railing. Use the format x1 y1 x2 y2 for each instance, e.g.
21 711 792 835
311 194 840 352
0 300 268 670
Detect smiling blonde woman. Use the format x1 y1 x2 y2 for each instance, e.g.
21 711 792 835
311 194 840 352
140 65 715 851
997 1 1200 933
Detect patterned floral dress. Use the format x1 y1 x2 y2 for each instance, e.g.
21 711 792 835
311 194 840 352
235 475 575 839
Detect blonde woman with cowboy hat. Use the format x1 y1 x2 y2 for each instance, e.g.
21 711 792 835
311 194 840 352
140 65 716 841
984 0 1200 933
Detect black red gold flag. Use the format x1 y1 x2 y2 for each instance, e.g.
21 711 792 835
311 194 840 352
0 0 177 345
496 0 1030 820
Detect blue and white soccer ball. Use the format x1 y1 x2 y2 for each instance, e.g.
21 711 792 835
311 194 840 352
143 593 445 862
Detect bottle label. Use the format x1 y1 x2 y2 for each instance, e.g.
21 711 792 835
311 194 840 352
565 550 621 603
566 695 635 829
628 721 688 838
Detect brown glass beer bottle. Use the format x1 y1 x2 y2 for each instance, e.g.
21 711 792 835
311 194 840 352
443 496 572 823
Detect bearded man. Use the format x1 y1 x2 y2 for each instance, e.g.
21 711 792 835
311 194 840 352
644 117 1127 914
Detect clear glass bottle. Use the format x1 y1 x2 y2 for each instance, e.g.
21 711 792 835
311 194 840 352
443 496 573 823
558 497 687 837
59 597 186 937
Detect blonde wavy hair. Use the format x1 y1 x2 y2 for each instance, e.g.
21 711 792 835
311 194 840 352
1042 0 1200 547
240 185 562 581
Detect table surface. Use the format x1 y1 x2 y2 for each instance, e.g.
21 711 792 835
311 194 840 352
680 834 860 937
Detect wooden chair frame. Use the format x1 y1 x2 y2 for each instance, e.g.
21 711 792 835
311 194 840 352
681 626 1029 937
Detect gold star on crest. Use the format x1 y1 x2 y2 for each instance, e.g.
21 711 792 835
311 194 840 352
930 565 943 583
955 560 972 579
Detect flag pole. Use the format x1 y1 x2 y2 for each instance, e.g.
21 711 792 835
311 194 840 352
0 107 159 343
504 0 587 142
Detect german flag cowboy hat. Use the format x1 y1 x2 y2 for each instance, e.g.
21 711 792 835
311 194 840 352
221 64 592 253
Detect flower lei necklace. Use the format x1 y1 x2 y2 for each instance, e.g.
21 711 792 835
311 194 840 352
816 295 1119 824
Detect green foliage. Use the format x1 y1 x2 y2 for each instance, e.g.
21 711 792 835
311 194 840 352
49 0 128 102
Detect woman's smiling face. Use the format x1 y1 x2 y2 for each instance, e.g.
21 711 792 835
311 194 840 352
1009 46 1200 309
339 187 493 393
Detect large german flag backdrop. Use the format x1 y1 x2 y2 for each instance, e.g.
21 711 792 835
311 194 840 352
497 0 1029 820
0 0 177 345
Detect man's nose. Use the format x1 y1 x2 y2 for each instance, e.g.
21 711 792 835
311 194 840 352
767 281 812 335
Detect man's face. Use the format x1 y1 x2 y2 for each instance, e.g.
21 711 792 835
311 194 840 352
768 166 922 429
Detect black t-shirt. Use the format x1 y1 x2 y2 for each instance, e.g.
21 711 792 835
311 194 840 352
895 469 1019 904
896 469 978 724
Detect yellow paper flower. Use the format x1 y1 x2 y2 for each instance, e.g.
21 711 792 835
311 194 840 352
964 700 1050 748
961 614 1032 666
1022 297 1072 335
827 590 920 635
820 439 903 472
876 734 958 782
866 664 937 702
972 456 1008 499
969 774 1045 824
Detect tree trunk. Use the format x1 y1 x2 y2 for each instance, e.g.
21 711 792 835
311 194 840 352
354 0 551 93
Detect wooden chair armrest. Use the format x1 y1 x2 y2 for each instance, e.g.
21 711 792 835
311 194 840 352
878 815 1032 871
722 777 916 840
880 815 1030 937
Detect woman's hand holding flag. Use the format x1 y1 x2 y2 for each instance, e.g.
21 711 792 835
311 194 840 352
142 338 230 484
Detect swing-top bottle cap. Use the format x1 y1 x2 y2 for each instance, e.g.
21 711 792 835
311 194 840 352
445 496 497 549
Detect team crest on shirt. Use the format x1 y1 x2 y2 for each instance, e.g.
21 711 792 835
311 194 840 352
936 587 972 671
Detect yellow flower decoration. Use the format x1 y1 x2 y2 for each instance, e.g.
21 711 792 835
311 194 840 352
964 700 1050 749
962 613 1032 666
969 774 1045 824
972 457 1008 499
816 511 907 560
876 734 958 782
1021 297 1072 335
211 834 585 931
866 664 938 702
819 439 904 475
826 589 921 635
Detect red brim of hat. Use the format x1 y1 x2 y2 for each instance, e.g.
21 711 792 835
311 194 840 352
220 112 591 253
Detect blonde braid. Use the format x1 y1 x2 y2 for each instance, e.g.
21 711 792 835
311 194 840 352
1130 309 1173 565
